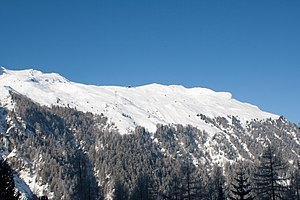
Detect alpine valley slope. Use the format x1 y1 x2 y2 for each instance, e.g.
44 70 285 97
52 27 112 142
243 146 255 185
0 67 278 135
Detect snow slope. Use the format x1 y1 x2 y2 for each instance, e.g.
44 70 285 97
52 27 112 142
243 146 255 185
0 67 278 134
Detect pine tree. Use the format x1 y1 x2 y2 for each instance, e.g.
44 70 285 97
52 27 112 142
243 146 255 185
211 164 226 200
113 177 129 200
130 173 157 200
217 183 226 200
0 159 20 200
166 174 182 200
180 159 199 200
229 167 254 200
254 146 289 200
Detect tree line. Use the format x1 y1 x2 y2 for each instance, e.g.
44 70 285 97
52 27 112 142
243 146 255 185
111 145 300 200
2 145 300 199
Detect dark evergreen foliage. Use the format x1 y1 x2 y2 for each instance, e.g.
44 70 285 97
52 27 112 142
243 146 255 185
211 164 226 200
130 173 157 200
229 166 254 200
0 159 20 200
254 146 289 200
180 160 199 200
39 196 49 200
113 177 129 200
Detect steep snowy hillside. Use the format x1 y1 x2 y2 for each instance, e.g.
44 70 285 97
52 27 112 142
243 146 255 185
0 67 278 134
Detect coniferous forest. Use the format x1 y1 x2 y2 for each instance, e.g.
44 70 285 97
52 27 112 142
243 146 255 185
1 92 300 200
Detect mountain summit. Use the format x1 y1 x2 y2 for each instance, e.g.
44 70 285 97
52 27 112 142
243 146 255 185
0 67 277 134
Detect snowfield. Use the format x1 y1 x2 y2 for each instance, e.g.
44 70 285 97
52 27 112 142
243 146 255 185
0 67 278 134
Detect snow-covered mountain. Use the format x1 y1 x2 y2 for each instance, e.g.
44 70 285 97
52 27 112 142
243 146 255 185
0 67 278 134
2 67 300 200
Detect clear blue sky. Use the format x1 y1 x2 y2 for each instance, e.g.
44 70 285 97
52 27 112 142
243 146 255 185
0 1 299 123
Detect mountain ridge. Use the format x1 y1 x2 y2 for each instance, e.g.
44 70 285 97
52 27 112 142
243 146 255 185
0 67 278 134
